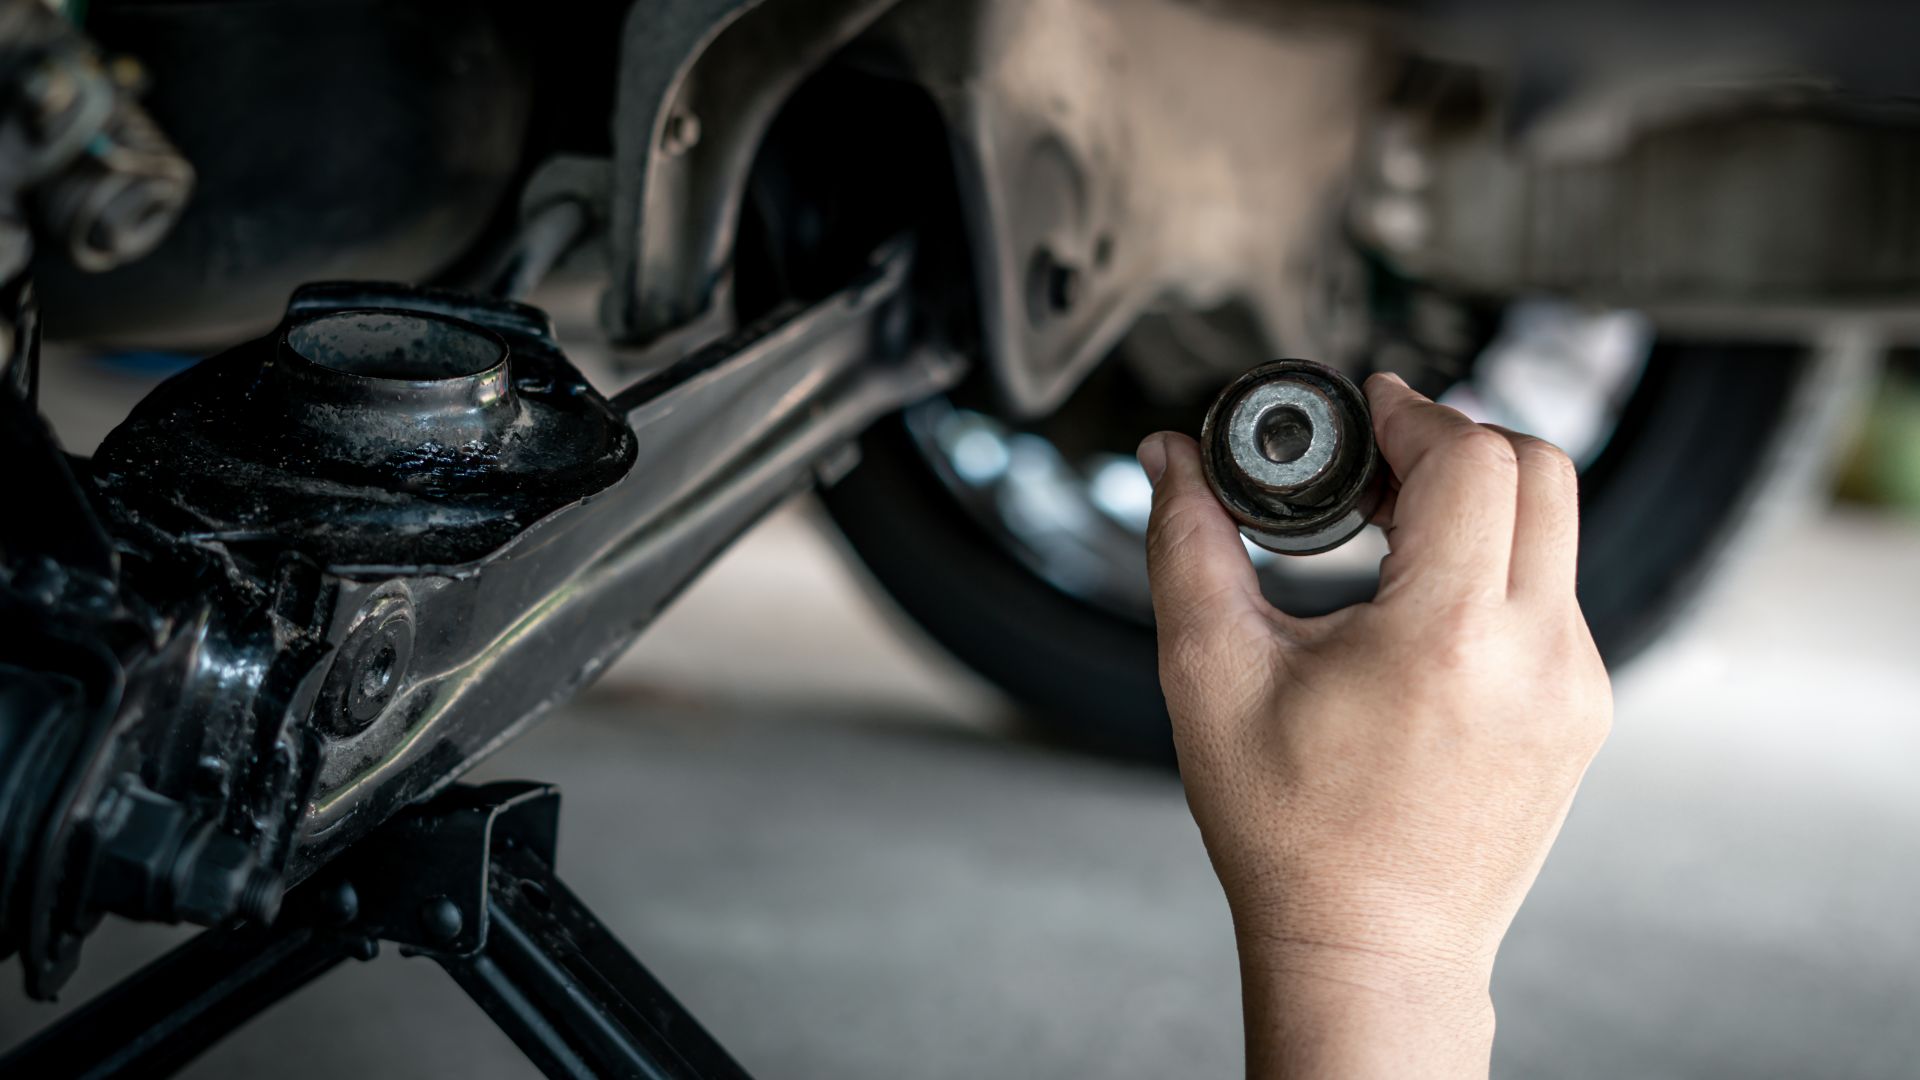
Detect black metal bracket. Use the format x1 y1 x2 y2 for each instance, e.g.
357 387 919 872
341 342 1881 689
0 781 753 1080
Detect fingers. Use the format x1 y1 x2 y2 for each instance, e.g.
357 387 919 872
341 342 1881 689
1485 426 1581 600
1138 432 1279 644
1364 374 1518 601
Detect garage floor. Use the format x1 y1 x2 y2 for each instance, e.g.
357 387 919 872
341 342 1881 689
3 497 1917 1080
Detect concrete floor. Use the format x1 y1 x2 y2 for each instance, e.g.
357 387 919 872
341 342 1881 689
4 349 1918 1076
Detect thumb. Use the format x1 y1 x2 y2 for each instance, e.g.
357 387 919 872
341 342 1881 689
1138 432 1274 647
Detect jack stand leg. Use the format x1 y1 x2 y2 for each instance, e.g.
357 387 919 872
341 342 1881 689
0 782 753 1080
439 836 752 1080
0 910 376 1078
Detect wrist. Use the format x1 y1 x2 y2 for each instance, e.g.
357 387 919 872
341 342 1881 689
1234 925 1496 1079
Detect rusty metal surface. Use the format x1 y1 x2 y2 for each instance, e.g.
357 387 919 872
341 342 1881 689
607 0 1382 417
1200 359 1384 555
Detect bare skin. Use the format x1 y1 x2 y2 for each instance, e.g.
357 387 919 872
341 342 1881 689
1136 373 1612 1079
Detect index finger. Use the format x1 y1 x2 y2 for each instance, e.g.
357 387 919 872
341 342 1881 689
1363 374 1519 602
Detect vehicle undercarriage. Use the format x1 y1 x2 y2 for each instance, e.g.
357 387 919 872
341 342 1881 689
0 0 1912 1074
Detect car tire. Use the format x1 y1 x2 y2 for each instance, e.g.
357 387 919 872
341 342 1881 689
824 344 1824 762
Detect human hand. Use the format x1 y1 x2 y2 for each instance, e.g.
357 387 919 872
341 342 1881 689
1136 373 1612 1078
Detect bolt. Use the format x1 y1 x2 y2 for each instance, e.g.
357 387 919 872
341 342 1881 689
1368 194 1429 254
24 64 78 122
172 831 262 925
1376 120 1433 192
322 594 413 736
192 755 229 797
661 111 702 156
518 880 554 912
81 176 190 268
420 896 464 944
40 100 195 272
360 643 396 700
107 56 147 92
238 869 283 925
319 880 360 926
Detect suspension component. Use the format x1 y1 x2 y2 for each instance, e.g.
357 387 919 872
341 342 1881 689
0 0 193 278
1199 359 1386 555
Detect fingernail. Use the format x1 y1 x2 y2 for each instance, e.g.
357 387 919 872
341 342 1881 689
1136 433 1169 488
1373 371 1408 389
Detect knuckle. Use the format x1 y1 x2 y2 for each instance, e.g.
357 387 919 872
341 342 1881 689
1545 622 1614 753
1418 600 1502 673
1518 439 1578 487
1586 702 1615 750
1452 427 1519 471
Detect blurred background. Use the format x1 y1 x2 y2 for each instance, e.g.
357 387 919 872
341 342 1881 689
4 1 1920 1077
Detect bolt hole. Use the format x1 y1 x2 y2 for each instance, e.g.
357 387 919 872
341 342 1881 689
1025 248 1081 327
1257 406 1313 465
361 642 397 701
519 880 553 912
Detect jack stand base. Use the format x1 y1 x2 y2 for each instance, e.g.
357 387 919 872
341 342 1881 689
0 781 753 1080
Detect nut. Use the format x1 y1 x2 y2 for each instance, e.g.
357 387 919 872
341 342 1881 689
319 593 414 736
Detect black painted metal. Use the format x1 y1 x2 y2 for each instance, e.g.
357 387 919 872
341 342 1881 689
0 781 751 1080
94 282 638 569
438 803 753 1080
0 236 955 1002
0 912 372 1079
343 780 560 956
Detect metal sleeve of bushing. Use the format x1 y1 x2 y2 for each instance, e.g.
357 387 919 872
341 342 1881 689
1199 359 1386 555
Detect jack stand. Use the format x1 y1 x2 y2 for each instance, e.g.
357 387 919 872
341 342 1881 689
0 782 753 1080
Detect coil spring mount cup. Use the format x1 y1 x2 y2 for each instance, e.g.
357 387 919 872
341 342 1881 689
1199 359 1386 555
